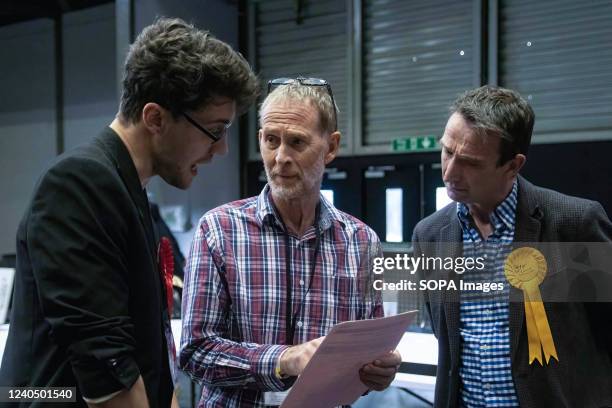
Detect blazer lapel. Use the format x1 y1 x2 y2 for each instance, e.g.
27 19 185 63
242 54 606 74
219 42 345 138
439 208 463 360
96 128 158 262
510 175 543 362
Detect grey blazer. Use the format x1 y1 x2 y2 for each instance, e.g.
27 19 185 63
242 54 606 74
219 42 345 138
412 176 612 408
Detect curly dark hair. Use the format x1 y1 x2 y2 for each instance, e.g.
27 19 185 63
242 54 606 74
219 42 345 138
451 85 535 166
119 17 259 123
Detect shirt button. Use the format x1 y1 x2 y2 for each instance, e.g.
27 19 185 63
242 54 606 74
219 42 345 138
299 279 305 286
484 309 492 315
483 383 491 390
297 321 303 328
481 344 488 351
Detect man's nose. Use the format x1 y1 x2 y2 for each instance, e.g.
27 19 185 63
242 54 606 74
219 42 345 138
275 141 292 164
443 157 460 182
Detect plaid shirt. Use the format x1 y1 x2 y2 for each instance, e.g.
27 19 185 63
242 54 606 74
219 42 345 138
458 182 519 407
180 185 383 407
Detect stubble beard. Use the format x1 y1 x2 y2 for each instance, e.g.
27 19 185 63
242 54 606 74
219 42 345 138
154 153 191 190
265 159 325 201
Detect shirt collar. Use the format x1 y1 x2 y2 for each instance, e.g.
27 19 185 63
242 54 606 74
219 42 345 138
456 181 518 233
256 184 346 232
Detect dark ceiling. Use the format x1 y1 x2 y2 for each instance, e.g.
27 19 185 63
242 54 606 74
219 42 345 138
0 0 113 27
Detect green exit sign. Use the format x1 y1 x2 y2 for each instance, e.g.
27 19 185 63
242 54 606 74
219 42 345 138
392 136 438 152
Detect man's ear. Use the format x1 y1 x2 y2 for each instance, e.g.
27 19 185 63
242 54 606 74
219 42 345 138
258 129 264 147
506 153 526 178
141 103 165 135
325 131 341 164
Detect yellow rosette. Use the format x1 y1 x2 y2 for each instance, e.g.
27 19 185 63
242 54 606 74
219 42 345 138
504 247 558 365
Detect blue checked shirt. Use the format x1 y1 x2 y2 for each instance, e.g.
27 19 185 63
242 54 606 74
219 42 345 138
180 185 383 407
457 182 520 407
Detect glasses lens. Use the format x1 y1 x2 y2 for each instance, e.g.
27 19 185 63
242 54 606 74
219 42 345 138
300 77 327 86
270 77 294 85
215 125 230 140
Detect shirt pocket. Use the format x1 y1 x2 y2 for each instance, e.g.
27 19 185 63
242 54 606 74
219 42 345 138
332 274 366 321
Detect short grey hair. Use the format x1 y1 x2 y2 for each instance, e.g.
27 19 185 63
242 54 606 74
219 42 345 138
259 82 338 135
450 85 535 165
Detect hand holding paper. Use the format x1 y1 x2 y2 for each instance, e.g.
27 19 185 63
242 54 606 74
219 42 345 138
359 350 402 391
280 311 416 408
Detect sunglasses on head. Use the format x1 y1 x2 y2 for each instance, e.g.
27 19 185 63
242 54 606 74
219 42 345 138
267 76 338 131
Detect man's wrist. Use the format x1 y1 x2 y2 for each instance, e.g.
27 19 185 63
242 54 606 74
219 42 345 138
276 348 290 379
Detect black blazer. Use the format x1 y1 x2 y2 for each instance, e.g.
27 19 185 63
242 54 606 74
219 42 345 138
0 128 173 407
412 176 612 408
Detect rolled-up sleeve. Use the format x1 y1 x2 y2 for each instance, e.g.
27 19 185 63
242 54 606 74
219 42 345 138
27 157 140 399
179 217 291 391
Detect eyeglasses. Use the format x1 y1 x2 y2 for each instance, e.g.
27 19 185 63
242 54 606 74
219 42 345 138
182 112 230 144
267 76 338 131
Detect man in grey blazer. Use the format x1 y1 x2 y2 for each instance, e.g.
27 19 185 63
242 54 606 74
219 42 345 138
412 85 612 408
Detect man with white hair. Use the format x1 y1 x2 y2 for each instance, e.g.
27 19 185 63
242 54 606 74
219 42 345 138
180 77 401 407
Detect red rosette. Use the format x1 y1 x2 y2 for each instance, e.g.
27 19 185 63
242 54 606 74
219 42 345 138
158 236 175 316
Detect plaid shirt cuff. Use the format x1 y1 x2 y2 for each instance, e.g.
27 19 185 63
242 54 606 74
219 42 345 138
249 344 291 391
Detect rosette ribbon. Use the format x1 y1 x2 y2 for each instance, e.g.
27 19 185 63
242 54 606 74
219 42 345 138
505 247 558 365
158 236 175 316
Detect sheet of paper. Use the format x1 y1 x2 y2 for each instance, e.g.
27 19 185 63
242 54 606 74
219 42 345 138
280 311 417 408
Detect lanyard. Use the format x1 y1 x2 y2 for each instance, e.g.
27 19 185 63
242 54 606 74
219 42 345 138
283 203 321 345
